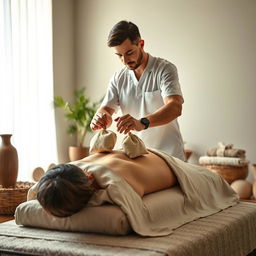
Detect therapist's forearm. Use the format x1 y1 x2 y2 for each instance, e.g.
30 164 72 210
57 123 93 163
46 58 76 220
146 101 182 128
97 106 115 116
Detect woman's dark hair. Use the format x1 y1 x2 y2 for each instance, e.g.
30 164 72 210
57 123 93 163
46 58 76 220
36 164 96 217
107 20 141 47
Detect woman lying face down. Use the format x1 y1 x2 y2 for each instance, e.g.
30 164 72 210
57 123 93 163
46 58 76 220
36 164 97 217
36 150 178 217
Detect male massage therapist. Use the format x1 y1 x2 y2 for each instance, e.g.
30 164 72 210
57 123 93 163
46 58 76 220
90 20 185 160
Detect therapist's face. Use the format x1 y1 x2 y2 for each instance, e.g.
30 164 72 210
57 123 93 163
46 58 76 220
113 38 144 70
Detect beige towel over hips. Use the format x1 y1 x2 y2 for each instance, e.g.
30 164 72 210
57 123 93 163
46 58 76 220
76 149 239 237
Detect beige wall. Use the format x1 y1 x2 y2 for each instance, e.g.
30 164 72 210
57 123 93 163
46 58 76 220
53 0 256 163
52 0 76 162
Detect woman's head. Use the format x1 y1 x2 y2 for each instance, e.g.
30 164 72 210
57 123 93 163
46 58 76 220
36 164 96 217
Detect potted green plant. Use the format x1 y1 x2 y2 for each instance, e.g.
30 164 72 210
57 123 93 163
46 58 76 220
54 88 100 161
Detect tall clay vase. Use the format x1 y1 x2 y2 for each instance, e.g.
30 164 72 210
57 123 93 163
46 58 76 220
0 134 18 187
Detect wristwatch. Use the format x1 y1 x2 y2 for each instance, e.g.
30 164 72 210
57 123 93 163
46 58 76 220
140 117 150 129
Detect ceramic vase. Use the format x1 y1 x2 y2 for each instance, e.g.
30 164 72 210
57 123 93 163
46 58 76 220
0 134 18 187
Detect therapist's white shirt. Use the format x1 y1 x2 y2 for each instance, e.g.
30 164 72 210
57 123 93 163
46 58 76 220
101 54 185 160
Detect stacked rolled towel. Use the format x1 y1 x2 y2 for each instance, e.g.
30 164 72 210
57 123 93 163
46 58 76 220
199 142 248 167
206 142 246 159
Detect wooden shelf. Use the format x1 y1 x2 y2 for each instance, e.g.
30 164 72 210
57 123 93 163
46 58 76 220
0 215 14 223
240 199 256 203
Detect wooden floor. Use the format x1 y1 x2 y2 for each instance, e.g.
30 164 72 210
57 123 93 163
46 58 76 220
0 215 14 223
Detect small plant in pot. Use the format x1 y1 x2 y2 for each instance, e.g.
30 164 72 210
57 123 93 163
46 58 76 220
54 88 100 161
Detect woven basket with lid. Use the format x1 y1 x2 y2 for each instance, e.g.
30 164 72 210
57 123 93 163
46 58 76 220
0 181 34 215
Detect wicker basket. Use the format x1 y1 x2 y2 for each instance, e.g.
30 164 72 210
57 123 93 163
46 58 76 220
0 181 34 215
203 164 248 184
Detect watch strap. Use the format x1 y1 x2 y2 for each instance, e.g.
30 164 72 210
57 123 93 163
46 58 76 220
140 117 150 129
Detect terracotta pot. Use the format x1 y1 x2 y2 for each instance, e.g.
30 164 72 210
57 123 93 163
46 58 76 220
0 134 18 187
69 146 89 161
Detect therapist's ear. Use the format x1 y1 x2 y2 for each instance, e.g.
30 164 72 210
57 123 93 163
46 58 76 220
139 40 144 48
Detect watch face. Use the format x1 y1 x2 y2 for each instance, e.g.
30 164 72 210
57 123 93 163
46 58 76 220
141 118 150 129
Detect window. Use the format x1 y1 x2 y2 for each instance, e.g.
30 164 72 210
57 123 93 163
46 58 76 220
0 0 57 181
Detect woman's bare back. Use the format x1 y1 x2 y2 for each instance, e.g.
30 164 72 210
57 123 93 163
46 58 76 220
82 150 177 197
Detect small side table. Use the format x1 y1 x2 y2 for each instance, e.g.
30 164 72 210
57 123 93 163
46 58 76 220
0 215 14 223
185 149 192 162
240 199 256 203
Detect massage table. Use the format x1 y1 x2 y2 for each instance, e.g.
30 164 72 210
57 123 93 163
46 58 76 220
0 201 256 256
1 149 256 256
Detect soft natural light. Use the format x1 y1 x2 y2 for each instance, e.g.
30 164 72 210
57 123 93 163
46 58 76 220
0 0 57 181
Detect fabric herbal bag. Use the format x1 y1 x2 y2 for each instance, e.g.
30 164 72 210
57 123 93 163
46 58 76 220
90 129 117 153
122 133 148 158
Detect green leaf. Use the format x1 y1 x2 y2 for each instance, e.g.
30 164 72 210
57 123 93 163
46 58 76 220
67 124 77 135
53 87 102 146
53 97 65 108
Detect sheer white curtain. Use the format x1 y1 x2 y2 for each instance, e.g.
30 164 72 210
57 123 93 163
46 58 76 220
0 0 57 181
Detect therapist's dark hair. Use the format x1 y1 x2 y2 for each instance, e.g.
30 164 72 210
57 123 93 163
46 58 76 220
107 20 141 47
36 164 96 217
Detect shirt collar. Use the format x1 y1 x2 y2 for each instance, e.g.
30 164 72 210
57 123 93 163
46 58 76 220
128 53 154 77
145 54 154 72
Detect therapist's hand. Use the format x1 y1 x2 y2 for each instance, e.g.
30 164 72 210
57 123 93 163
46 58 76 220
115 114 145 134
90 112 112 130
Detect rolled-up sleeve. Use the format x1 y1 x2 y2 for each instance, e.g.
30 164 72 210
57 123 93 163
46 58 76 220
160 63 183 99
